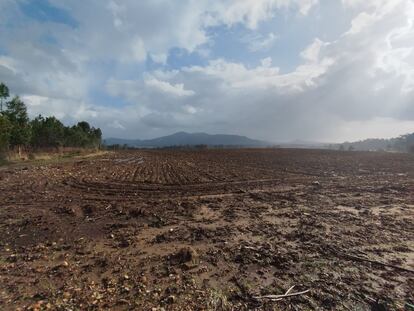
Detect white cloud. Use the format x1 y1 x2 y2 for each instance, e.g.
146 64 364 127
184 48 334 93
341 0 393 9
261 57 273 68
337 117 414 142
22 95 97 121
0 56 17 74
300 38 324 62
144 77 195 97
244 32 279 52
209 0 319 29
151 53 168 64
346 12 377 35
57 0 319 66
108 120 126 130
184 105 198 114
130 37 147 63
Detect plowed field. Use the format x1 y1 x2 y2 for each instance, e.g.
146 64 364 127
0 149 413 310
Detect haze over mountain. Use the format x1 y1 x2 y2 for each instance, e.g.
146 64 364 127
104 132 271 148
105 130 414 152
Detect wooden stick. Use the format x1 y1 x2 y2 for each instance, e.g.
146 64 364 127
267 285 297 302
254 289 310 301
284 285 295 295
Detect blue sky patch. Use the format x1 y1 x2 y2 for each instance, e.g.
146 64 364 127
19 0 78 28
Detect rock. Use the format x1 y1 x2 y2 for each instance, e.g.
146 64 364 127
118 238 130 248
170 247 199 268
128 207 143 217
63 292 71 299
166 295 176 304
81 204 96 215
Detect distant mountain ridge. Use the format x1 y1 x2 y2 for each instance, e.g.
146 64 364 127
335 133 414 152
104 131 271 148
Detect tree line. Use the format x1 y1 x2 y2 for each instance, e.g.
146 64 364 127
0 82 102 158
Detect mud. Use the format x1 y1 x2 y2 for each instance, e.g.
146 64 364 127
0 149 413 310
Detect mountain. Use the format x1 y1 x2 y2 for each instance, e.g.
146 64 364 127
333 133 414 152
104 132 271 148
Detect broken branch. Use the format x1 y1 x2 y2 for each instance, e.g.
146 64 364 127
254 288 310 301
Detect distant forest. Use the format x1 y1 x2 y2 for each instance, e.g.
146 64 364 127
334 133 414 152
0 82 102 159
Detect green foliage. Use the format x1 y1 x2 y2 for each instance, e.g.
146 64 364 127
4 96 31 148
0 115 12 152
64 122 102 148
0 82 102 151
31 115 65 148
0 82 9 112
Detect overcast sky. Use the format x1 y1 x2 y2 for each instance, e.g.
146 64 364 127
1 0 413 142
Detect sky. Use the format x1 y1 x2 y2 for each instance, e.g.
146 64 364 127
0 0 414 143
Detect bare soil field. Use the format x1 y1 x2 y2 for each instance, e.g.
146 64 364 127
0 149 413 310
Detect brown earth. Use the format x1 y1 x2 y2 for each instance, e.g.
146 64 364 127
0 149 413 310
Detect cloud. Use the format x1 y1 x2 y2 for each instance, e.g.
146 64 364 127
336 117 414 142
129 37 147 63
22 95 97 121
0 0 413 143
300 38 324 62
106 0 413 142
208 0 318 29
108 120 126 130
243 32 279 52
144 77 195 97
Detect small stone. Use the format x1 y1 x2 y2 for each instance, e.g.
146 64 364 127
171 247 199 267
166 295 176 304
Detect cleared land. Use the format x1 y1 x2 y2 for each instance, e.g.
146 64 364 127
0 149 413 310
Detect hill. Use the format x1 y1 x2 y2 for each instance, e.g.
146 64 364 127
334 133 414 152
104 132 271 148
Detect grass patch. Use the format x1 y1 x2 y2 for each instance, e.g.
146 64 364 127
0 150 111 168
206 289 231 311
